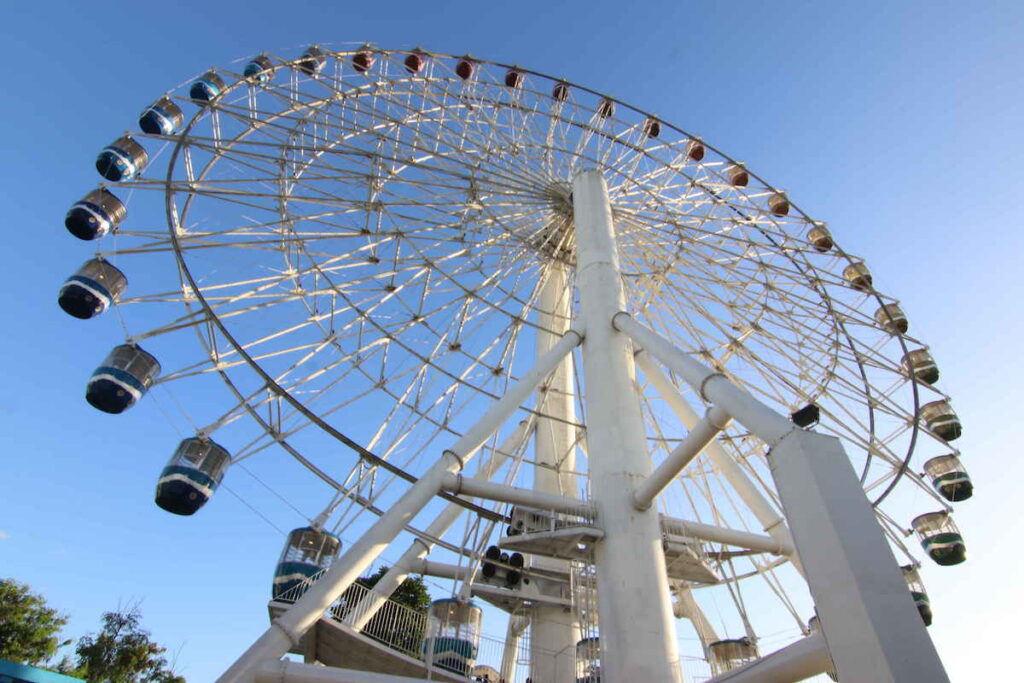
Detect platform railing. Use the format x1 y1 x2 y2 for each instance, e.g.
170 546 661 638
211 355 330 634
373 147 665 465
275 570 712 682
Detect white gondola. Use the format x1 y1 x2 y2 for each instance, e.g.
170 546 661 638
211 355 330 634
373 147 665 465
920 400 962 442
875 303 909 335
844 262 873 291
923 454 973 502
807 222 834 252
903 348 940 385
912 511 966 566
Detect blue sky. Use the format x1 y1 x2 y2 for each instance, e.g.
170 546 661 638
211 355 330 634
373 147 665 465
2 1 1022 680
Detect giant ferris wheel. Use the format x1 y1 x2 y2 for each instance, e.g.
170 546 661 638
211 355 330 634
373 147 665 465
58 45 970 682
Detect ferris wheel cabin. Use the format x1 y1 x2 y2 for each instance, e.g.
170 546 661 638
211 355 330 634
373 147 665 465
244 55 274 84
64 187 126 240
920 400 962 442
85 344 160 414
843 262 873 291
155 437 231 515
58 258 127 319
708 638 759 676
352 47 375 73
138 96 183 136
875 303 909 335
807 222 834 251
95 136 147 182
912 511 966 566
901 565 933 626
296 46 326 75
923 454 973 502
272 527 341 600
904 348 940 385
190 71 225 104
422 599 482 677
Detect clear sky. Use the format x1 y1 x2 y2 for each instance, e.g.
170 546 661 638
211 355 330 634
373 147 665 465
3 1 1022 680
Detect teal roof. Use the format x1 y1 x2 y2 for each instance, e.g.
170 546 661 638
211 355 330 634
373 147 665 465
0 659 84 683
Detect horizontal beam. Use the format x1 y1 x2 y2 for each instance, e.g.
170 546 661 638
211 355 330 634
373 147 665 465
633 404 731 510
661 515 792 555
441 474 594 516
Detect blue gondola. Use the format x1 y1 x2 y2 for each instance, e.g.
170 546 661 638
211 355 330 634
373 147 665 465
155 437 231 515
190 71 226 103
86 344 160 414
95 136 148 182
64 188 126 240
138 96 183 135
58 258 127 319
244 55 274 84
296 46 325 76
272 527 341 600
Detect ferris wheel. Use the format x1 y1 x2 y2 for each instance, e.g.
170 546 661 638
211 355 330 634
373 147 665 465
58 45 969 682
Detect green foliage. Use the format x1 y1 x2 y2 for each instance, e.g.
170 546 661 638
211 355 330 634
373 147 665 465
0 578 70 666
338 565 431 655
356 565 431 613
71 606 184 683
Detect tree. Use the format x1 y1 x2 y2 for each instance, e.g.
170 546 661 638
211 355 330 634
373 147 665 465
340 565 431 654
70 605 184 683
0 578 70 666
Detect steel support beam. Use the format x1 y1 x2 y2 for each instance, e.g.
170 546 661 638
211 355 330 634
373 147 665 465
572 169 682 682
633 404 731 510
530 259 583 683
440 475 592 515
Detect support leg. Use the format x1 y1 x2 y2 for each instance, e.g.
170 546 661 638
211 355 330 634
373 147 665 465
572 169 682 682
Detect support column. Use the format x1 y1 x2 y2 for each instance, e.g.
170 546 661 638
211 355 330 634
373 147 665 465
768 429 949 682
530 261 582 682
572 169 682 682
501 614 530 683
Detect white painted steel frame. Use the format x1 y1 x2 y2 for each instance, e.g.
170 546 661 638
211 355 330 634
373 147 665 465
617 314 949 682
218 324 583 682
572 169 682 682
